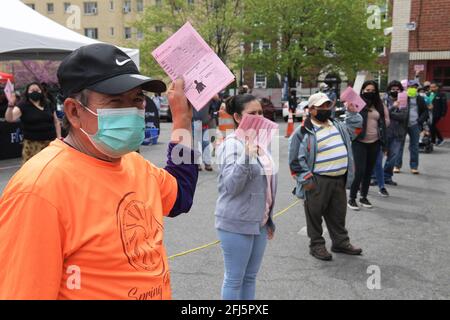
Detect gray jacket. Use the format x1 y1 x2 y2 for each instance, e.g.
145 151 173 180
215 134 277 235
288 112 363 199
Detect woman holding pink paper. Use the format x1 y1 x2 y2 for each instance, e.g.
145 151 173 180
348 81 387 211
215 94 277 300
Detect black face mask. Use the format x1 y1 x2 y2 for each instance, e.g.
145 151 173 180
315 109 332 122
389 91 399 99
362 92 377 102
28 91 43 102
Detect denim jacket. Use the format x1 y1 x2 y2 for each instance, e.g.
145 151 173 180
288 112 363 199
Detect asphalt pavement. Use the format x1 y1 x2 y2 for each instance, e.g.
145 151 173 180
0 121 449 300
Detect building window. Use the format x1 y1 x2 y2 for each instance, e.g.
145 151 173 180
187 0 194 4
84 28 98 39
124 27 132 39
155 26 163 33
109 0 114 10
252 40 270 53
64 2 71 12
123 0 131 13
84 2 98 15
27 3 35 10
47 3 54 13
110 27 115 36
254 72 267 89
137 0 144 12
137 31 144 40
155 0 162 6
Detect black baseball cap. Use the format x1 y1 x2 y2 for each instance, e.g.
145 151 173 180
57 43 166 97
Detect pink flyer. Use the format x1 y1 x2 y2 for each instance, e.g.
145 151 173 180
152 22 235 111
235 114 279 149
397 92 408 109
340 86 367 112
4 79 14 104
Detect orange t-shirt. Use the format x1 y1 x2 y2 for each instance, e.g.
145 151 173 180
0 139 178 300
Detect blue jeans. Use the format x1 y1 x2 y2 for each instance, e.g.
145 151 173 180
407 124 420 170
396 124 420 169
217 227 268 300
384 136 402 182
371 149 385 189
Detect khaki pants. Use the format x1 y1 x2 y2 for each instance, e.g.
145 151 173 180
304 175 350 248
22 139 51 164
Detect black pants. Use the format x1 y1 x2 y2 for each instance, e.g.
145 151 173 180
304 175 350 248
431 117 443 143
350 140 380 200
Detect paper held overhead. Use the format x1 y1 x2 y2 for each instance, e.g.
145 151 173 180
152 22 235 111
340 87 366 113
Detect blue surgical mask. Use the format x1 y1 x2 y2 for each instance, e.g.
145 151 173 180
80 104 145 158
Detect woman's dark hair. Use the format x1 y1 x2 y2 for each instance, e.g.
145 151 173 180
225 94 257 117
387 80 404 92
22 82 46 106
360 80 384 115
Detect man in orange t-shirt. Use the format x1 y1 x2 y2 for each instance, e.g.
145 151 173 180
0 44 198 299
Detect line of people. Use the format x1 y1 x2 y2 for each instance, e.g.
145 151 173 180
0 43 447 301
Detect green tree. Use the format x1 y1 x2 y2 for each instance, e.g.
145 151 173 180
241 0 388 88
133 0 244 80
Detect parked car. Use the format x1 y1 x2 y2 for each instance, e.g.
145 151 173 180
260 97 277 122
158 96 172 122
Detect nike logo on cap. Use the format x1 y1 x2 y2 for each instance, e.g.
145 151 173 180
116 58 131 66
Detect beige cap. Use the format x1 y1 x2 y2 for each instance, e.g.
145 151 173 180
308 92 331 108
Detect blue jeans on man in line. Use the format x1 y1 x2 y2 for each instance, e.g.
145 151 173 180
384 136 402 182
395 124 420 170
217 227 268 300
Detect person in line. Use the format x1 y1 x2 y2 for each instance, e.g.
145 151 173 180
428 82 447 146
348 81 387 210
193 100 214 171
289 92 363 261
370 101 391 197
5 82 62 163
215 94 277 299
383 81 408 186
395 80 428 175
0 43 198 300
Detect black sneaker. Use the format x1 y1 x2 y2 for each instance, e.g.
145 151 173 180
378 188 389 197
347 199 360 211
359 198 373 208
370 180 378 186
385 180 398 186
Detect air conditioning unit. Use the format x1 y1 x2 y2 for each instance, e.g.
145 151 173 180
255 82 265 89
91 7 97 14
123 7 130 13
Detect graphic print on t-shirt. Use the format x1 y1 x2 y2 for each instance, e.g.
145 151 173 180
116 192 166 275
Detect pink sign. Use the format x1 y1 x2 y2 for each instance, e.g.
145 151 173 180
397 92 408 109
152 22 235 111
340 86 366 112
235 114 279 149
3 79 14 104
414 64 425 73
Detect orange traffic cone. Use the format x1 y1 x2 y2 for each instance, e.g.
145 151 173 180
285 110 294 138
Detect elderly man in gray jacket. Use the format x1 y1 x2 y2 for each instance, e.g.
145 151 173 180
288 93 363 261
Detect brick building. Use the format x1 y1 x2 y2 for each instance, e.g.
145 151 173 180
389 0 450 136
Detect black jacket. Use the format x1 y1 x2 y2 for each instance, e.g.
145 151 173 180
431 92 448 119
406 96 428 131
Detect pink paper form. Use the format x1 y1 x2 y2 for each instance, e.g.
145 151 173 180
340 86 367 112
235 114 279 149
4 79 14 104
152 22 235 111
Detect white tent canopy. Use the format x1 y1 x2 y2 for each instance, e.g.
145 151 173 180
0 0 140 66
